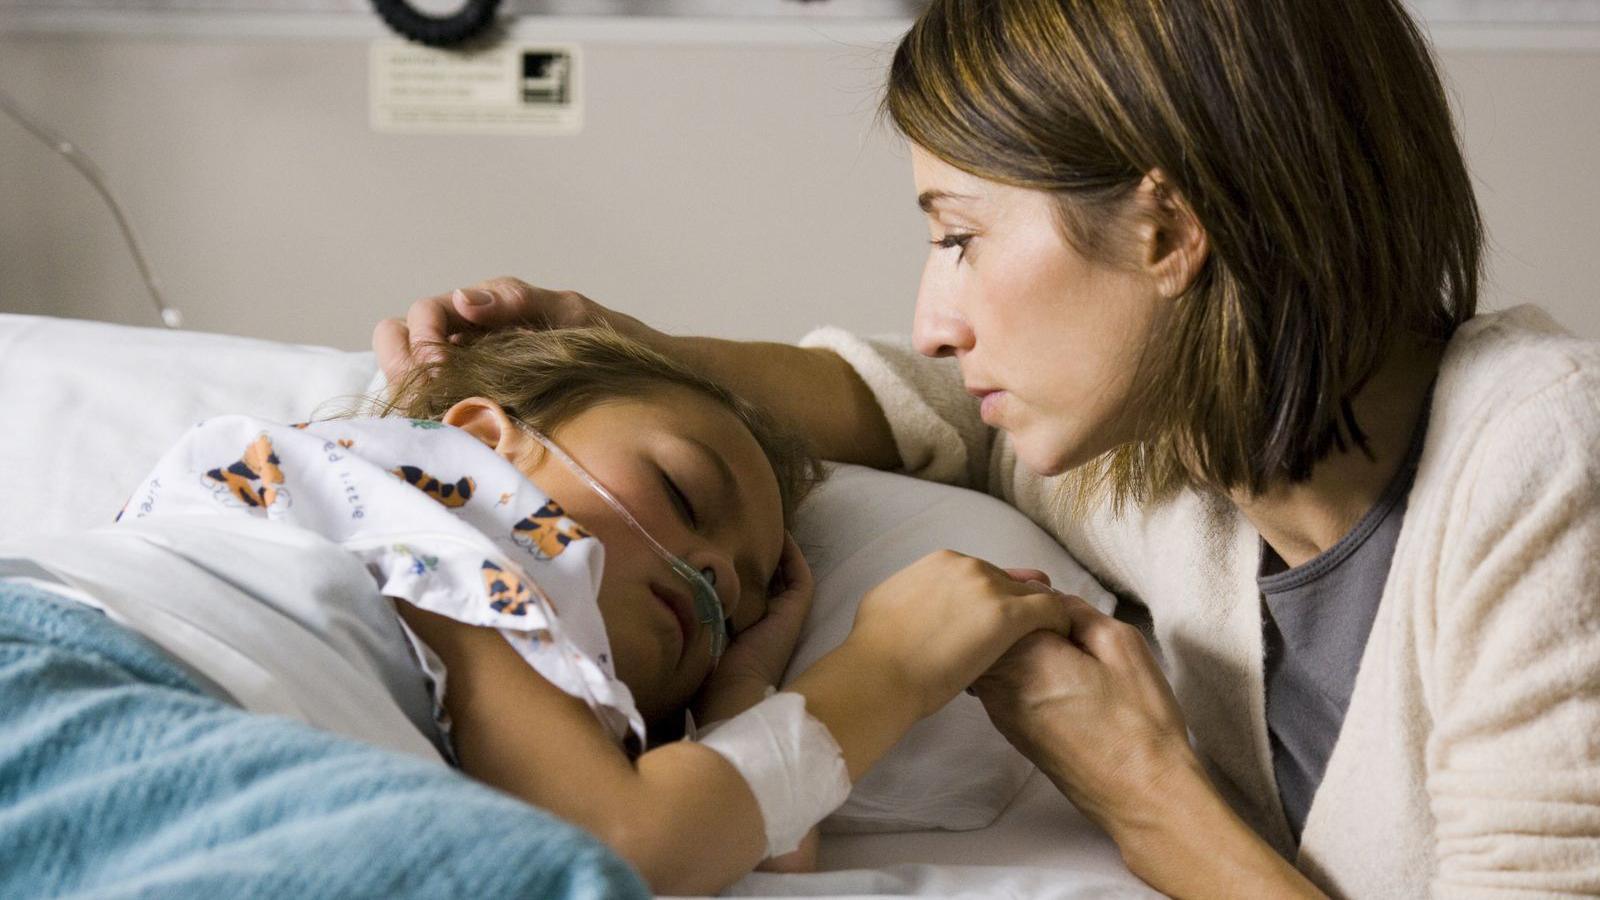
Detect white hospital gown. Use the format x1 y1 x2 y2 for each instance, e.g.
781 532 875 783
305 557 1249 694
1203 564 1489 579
114 414 644 748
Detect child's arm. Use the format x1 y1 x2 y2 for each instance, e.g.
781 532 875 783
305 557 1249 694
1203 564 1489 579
397 550 1073 896
397 604 903 894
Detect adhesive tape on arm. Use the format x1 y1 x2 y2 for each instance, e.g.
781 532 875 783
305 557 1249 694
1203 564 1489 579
694 691 851 857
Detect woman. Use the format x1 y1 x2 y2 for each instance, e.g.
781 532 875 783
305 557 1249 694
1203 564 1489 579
375 0 1600 895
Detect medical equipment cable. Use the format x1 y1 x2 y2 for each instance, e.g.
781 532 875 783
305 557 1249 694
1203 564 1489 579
0 85 181 329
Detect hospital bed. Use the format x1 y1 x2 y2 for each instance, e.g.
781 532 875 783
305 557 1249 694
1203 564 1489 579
0 312 1159 899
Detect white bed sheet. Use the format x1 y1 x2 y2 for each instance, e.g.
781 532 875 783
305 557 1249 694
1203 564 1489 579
0 313 1160 898
718 769 1159 899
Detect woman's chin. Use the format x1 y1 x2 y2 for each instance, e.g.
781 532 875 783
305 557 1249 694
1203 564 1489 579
1009 432 1074 477
1011 429 1098 478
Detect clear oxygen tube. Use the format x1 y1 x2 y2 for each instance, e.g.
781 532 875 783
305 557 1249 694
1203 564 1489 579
513 419 730 659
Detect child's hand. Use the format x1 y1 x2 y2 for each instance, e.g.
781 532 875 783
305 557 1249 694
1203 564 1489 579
693 534 813 724
846 550 1074 720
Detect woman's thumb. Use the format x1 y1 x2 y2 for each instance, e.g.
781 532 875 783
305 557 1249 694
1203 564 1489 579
454 287 494 308
452 282 537 327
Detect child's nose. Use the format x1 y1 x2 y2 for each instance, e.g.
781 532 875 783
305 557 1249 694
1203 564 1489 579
683 550 738 612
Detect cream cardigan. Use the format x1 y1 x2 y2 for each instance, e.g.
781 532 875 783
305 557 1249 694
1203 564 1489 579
801 306 1600 898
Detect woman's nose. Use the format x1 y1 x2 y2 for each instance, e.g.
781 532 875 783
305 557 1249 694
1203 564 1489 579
912 270 974 359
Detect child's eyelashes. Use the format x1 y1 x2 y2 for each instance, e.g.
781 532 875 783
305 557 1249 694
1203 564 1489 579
661 471 698 528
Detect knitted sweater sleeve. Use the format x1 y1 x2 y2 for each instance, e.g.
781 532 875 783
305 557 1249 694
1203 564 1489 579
1428 367 1600 896
798 327 994 489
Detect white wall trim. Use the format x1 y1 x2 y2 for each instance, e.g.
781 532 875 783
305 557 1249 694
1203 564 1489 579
4 7 1600 50
0 9 913 46
1424 21 1600 50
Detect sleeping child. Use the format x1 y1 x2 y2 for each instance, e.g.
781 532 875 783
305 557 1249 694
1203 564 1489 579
0 327 1075 896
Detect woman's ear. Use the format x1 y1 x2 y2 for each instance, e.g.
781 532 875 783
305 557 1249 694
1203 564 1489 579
1136 170 1210 299
441 397 540 466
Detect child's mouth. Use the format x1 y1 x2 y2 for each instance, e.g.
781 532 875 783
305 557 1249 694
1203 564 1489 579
651 584 695 663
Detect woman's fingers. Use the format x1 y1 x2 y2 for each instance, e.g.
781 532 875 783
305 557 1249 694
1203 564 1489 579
456 277 598 330
404 290 474 349
376 278 579 383
372 317 415 382
402 278 545 351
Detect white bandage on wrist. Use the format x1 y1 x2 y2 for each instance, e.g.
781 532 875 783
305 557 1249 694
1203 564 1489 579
695 691 851 857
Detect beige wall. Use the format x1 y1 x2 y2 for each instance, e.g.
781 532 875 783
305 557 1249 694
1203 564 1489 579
1 25 1597 349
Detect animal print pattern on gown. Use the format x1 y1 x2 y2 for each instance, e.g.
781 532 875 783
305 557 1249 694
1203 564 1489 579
115 414 642 747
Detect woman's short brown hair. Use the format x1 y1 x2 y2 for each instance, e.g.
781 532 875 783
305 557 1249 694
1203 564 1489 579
885 0 1483 502
379 327 824 531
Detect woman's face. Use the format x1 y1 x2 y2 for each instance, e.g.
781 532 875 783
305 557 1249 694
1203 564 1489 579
461 388 785 725
910 144 1170 476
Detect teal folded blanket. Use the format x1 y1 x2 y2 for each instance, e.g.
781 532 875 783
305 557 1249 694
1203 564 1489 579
0 581 649 899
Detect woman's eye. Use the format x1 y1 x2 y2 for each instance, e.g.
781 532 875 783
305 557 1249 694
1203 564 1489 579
661 473 697 528
930 233 973 263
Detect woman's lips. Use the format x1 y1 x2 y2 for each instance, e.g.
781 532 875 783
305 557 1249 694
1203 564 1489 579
978 390 1007 423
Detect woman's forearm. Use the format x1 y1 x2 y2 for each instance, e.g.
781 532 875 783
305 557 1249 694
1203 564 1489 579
1099 757 1327 899
667 336 900 469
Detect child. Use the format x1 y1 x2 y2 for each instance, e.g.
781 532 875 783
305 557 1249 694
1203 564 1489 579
2 328 1074 896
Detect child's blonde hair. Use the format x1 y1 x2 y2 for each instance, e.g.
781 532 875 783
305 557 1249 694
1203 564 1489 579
379 327 825 530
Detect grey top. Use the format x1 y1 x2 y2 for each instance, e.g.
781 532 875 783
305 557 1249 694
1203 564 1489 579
1258 403 1430 843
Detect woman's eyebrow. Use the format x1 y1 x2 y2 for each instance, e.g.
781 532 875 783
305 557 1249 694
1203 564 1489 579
917 189 977 213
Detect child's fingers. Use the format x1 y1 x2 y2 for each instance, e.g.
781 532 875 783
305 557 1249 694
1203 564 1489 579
1008 585 1078 641
779 533 813 593
1052 593 1150 664
986 578 1076 643
762 535 813 624
1002 567 1051 587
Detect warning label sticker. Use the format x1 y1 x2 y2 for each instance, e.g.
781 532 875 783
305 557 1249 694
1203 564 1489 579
370 42 582 135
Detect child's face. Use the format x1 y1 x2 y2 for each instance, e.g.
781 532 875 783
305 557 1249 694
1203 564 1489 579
498 386 785 723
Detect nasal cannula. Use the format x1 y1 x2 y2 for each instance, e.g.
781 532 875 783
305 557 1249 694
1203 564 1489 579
514 420 730 659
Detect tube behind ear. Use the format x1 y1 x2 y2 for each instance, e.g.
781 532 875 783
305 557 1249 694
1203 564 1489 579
373 0 504 48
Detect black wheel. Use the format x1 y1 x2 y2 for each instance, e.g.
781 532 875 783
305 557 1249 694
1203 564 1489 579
373 0 504 48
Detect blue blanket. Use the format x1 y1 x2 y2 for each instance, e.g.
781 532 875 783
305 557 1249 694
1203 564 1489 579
0 581 649 899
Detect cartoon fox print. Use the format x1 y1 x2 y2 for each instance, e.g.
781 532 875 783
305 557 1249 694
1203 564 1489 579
482 560 533 616
511 499 592 560
392 465 475 508
203 434 288 511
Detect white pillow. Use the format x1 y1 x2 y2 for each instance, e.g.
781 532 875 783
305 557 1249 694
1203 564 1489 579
0 314 378 542
789 463 1116 834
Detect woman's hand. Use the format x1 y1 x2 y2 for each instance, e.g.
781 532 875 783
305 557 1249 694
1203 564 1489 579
372 276 666 383
846 550 1075 720
972 598 1326 897
693 534 813 725
971 600 1194 835
784 549 1074 785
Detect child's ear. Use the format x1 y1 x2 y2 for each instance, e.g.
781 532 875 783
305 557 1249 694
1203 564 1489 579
441 398 536 465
